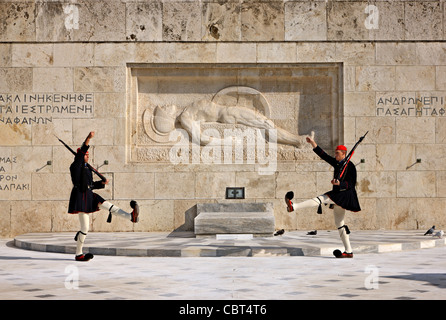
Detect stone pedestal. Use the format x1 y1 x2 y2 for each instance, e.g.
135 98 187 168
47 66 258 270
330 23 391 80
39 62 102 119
194 202 275 237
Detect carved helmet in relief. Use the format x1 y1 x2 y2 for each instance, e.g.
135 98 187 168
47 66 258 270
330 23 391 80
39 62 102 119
152 105 178 135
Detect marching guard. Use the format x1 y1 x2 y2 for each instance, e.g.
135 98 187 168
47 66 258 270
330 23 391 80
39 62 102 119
68 131 139 261
286 134 366 258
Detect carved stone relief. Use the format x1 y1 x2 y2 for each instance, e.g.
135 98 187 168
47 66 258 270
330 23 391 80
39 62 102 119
127 63 342 164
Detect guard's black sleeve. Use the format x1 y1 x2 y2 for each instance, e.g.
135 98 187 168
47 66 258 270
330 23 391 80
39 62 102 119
92 180 105 190
313 146 337 167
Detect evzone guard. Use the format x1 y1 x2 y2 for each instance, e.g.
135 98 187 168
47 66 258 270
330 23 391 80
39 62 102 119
67 131 139 261
285 133 367 258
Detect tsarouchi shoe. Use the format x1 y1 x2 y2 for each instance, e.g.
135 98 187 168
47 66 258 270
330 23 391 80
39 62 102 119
75 253 94 261
285 191 294 212
130 200 139 223
333 249 353 258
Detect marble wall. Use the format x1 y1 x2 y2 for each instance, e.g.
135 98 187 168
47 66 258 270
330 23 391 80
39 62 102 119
1 0 445 237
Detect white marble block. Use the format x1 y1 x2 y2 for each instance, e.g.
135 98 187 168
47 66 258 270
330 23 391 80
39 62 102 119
194 202 275 237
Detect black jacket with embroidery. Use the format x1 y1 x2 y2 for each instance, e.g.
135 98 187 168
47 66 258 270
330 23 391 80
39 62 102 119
68 143 105 214
313 146 361 212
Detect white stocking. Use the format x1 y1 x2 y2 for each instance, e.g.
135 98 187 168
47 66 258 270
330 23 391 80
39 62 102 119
99 201 131 221
294 195 353 253
333 206 352 253
293 194 334 210
76 213 89 256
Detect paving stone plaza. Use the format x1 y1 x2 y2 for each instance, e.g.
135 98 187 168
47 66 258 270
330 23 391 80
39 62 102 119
1 234 445 301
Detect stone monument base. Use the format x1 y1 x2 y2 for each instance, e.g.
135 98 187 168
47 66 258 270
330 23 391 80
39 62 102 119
194 203 274 238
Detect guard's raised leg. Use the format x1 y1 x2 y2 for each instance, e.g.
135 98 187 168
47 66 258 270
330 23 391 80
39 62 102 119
100 200 139 223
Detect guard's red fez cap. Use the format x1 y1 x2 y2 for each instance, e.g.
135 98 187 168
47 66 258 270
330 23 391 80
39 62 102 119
77 148 89 155
336 145 347 152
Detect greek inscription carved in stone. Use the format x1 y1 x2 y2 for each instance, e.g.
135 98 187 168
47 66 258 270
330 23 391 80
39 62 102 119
0 93 94 125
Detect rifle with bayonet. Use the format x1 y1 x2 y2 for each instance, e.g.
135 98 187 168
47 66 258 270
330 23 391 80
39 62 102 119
335 131 369 182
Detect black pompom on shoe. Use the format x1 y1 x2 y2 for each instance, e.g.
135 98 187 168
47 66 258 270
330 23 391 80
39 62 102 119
333 249 342 258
